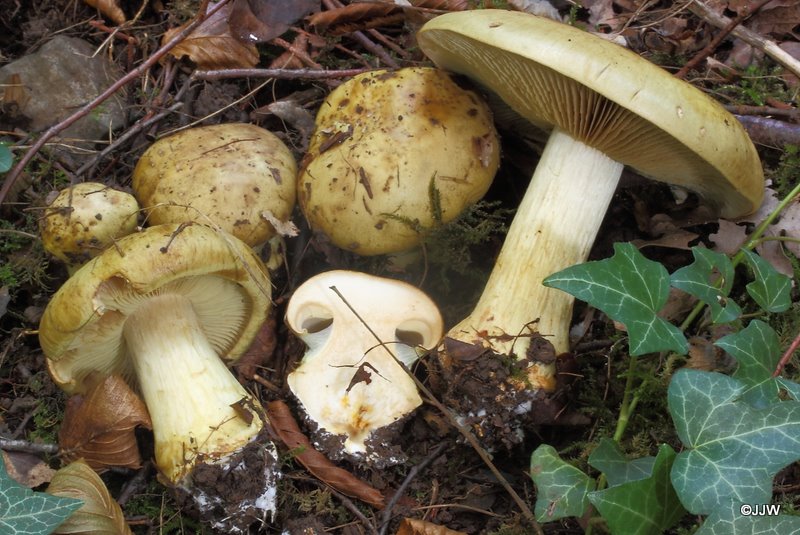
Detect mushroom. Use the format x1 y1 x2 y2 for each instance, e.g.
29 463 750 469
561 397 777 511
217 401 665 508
38 222 279 532
285 270 443 465
416 11 764 434
298 67 500 255
132 122 297 267
39 182 139 274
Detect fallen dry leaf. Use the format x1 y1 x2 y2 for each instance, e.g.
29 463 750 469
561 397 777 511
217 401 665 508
83 0 126 25
163 1 259 70
396 517 468 535
47 459 133 535
266 400 386 508
230 0 319 43
1 450 55 487
59 374 152 471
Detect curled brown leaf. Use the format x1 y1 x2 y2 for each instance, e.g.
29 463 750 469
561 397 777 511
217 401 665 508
47 459 133 535
163 2 259 70
396 518 468 535
265 400 386 508
59 374 152 471
83 0 126 25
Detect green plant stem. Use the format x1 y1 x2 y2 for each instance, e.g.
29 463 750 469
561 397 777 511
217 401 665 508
680 180 800 332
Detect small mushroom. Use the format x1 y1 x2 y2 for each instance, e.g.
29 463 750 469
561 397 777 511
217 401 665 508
285 270 443 465
417 11 764 438
39 182 139 274
132 123 297 265
298 67 500 255
38 222 278 532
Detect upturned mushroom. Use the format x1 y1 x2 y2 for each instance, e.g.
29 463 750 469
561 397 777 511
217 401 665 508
39 182 139 274
285 270 443 465
39 222 278 532
132 122 297 266
416 11 764 435
298 67 500 255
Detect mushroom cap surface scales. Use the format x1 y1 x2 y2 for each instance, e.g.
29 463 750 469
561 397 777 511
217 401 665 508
39 182 139 270
132 123 297 247
39 223 272 394
298 67 500 255
417 10 763 218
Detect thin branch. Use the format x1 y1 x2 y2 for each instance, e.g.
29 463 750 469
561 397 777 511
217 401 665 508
0 0 230 206
688 0 800 79
676 0 771 79
191 67 371 81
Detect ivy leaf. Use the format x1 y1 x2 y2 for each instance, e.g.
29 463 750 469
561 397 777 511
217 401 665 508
588 444 686 535
668 369 800 514
543 242 688 356
588 438 654 487
741 249 792 312
0 143 12 173
529 444 595 522
0 455 82 535
669 247 740 323
695 501 800 535
778 377 800 401
715 320 781 408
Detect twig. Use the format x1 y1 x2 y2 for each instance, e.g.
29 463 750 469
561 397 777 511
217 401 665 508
676 0 771 79
0 0 230 206
0 437 59 455
378 442 448 535
773 330 800 378
688 0 800 79
191 67 371 82
329 286 543 535
74 102 184 178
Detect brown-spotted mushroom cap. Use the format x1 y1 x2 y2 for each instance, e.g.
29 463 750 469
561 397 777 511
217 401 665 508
417 11 764 372
39 223 274 492
39 182 139 274
285 270 443 463
298 67 500 255
132 123 297 248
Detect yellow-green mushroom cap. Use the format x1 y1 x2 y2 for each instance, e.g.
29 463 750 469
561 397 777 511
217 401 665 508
132 123 297 247
39 182 139 274
298 67 501 255
39 222 272 395
417 10 763 217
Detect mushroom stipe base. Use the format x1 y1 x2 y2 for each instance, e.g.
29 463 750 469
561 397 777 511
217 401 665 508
431 336 571 451
170 425 280 535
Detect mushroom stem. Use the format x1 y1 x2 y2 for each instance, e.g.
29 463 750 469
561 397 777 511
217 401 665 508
448 127 623 384
122 292 262 483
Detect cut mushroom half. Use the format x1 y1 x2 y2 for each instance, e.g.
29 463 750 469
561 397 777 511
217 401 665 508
285 270 443 465
416 10 764 444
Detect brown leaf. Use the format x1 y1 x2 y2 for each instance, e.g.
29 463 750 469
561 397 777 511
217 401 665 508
59 375 152 471
47 459 133 535
163 2 259 70
230 0 320 43
1 450 55 487
308 3 400 34
265 400 386 508
396 518 467 535
83 0 126 25
236 315 277 380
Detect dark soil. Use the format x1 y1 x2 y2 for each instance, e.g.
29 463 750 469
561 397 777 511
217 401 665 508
1 1 799 534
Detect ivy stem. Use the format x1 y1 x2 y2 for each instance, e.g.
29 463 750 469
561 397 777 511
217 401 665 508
680 180 800 333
